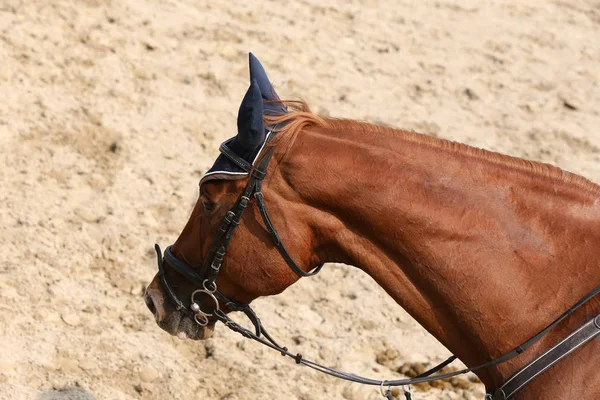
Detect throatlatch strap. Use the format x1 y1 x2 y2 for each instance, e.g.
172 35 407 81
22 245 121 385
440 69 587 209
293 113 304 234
254 189 323 277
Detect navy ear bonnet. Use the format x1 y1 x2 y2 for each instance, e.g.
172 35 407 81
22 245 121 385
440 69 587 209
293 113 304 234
201 53 286 184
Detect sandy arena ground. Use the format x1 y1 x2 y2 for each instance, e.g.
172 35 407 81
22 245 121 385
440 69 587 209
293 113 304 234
0 1 599 399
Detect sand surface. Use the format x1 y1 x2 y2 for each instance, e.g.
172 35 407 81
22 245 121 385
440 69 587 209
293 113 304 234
0 1 599 399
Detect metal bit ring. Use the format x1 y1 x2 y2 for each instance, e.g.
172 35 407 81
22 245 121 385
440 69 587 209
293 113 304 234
190 287 220 318
194 313 209 326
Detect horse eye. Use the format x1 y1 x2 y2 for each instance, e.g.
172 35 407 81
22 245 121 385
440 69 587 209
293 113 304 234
201 199 217 213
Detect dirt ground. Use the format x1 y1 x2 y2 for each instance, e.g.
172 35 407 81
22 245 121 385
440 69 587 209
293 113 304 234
0 1 599 399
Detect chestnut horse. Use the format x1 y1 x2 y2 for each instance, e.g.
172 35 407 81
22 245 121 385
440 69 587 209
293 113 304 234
145 55 600 399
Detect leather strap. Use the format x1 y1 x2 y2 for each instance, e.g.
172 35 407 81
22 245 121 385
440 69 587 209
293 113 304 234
490 314 600 399
218 142 252 172
254 188 323 277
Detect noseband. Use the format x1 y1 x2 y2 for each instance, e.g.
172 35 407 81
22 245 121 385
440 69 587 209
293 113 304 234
154 132 600 399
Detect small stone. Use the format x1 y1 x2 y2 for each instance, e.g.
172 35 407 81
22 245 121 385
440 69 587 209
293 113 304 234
375 352 388 365
56 357 79 373
130 284 143 296
41 311 61 323
464 88 479 100
0 374 8 383
397 362 413 376
61 313 81 327
74 207 102 224
40 387 95 400
292 335 306 345
139 365 159 382
431 379 452 390
220 45 238 61
385 349 399 360
133 67 153 81
360 319 378 330
143 40 157 51
79 359 96 371
133 382 153 394
413 382 431 392
451 377 473 390
463 391 478 400
413 362 426 375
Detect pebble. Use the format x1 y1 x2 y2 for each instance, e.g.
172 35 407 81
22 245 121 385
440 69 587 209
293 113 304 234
61 313 81 327
463 391 478 400
451 376 473 390
134 383 143 394
56 357 79 373
139 365 159 382
385 349 399 360
360 319 378 330
74 207 102 224
79 359 96 371
134 382 153 394
130 284 143 296
292 335 306 345
0 374 8 383
40 311 61 323
376 348 400 365
220 45 238 61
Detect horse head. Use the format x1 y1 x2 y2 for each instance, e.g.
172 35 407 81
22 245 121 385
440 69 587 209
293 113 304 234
144 54 322 340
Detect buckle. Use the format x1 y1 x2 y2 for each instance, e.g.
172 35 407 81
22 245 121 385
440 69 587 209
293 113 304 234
211 259 221 271
239 196 250 209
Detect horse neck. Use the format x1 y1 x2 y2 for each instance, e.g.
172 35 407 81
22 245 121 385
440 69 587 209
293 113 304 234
273 123 600 386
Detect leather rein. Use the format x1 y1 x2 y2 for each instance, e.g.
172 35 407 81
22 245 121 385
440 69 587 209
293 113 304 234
154 131 600 399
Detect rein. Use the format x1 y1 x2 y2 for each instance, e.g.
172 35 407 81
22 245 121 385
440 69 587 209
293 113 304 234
154 132 600 399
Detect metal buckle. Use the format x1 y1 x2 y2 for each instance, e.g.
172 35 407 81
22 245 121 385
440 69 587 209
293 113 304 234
239 196 250 209
224 211 235 224
211 259 222 271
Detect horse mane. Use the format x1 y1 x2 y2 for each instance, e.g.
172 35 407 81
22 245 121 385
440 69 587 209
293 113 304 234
263 100 600 196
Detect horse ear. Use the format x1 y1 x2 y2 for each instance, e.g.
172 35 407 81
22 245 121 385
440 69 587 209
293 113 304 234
249 52 280 101
237 79 265 151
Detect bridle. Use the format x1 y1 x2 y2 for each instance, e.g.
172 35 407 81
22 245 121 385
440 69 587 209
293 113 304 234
153 131 600 400
154 131 322 329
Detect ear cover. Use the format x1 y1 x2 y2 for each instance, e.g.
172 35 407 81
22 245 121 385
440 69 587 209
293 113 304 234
236 79 265 152
249 52 280 101
249 53 287 116
200 54 286 185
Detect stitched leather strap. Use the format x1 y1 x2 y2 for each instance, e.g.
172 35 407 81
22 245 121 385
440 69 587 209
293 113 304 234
254 189 323 277
491 313 600 399
219 142 252 172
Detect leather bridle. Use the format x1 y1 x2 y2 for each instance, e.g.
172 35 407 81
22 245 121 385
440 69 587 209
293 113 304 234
153 131 600 400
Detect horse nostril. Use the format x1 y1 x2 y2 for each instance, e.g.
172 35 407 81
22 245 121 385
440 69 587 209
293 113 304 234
144 291 157 316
